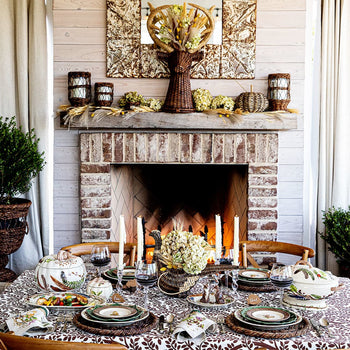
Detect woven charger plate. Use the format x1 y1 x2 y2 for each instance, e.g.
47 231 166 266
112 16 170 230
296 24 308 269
73 311 157 336
238 282 277 293
225 313 310 339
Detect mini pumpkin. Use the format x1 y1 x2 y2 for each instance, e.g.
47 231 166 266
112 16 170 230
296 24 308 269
235 86 269 113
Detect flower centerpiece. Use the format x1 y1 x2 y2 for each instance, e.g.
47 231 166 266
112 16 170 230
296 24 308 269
147 2 215 113
160 228 211 275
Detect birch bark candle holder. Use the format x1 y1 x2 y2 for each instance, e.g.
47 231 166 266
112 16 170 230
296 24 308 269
68 71 91 107
94 82 114 107
267 73 290 111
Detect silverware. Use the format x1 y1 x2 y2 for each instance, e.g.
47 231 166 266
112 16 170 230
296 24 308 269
217 315 225 334
319 317 335 337
310 319 322 337
166 314 174 334
158 315 165 334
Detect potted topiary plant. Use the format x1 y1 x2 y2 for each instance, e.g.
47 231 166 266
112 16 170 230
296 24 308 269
0 116 45 281
320 206 350 277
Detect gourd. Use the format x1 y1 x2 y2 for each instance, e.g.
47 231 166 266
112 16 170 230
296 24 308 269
235 86 269 113
34 251 86 292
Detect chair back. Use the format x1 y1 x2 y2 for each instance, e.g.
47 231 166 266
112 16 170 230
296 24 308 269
239 240 315 268
0 333 126 350
61 242 136 266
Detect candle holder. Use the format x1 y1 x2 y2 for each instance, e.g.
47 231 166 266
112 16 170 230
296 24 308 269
116 265 124 294
267 73 290 111
94 82 114 107
68 71 91 107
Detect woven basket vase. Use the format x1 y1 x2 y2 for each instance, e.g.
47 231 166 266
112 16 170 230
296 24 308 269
159 50 202 113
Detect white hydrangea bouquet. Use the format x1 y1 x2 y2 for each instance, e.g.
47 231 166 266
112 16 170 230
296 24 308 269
160 227 211 275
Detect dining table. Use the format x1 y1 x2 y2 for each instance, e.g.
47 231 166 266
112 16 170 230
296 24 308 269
0 269 350 350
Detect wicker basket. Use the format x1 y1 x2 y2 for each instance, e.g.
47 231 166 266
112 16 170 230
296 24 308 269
158 264 237 296
0 198 31 281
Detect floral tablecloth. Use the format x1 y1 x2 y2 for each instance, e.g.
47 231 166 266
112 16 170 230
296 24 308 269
0 270 350 350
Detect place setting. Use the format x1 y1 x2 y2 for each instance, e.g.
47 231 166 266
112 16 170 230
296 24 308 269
225 305 310 339
237 267 277 292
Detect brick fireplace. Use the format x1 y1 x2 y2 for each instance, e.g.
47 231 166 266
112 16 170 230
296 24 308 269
80 131 279 257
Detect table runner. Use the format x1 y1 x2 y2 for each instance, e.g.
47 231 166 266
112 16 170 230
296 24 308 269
0 270 349 350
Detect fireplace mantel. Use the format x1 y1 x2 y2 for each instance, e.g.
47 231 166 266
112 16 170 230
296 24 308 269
62 111 297 131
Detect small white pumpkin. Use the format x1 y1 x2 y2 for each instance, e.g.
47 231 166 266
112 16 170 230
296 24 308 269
34 251 86 292
86 277 113 300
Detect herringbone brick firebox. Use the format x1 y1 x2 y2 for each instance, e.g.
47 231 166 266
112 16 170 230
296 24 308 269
80 132 278 259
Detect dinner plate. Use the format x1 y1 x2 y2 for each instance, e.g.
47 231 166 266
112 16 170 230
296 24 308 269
81 307 149 327
237 277 272 286
238 269 270 280
242 306 294 324
92 304 138 319
186 293 235 308
234 309 302 331
26 292 104 311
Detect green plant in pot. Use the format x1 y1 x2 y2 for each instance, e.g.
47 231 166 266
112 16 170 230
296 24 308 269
0 116 45 281
320 206 350 277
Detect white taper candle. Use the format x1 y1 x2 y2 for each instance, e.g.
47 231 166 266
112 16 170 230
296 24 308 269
233 215 240 265
215 214 222 261
137 216 143 262
118 215 126 267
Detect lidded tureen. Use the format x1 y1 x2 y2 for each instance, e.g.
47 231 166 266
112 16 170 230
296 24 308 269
34 250 86 292
86 277 113 300
283 261 340 309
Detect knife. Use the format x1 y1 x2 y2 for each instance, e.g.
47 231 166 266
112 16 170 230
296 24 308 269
158 315 165 334
310 319 323 337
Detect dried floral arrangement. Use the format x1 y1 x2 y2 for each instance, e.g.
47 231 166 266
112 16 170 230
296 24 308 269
160 224 211 275
147 2 215 53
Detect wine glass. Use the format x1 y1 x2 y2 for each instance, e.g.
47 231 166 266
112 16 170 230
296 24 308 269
135 261 158 310
90 245 111 277
269 263 293 306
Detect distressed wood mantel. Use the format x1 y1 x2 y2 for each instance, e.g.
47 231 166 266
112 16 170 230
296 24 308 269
61 111 298 131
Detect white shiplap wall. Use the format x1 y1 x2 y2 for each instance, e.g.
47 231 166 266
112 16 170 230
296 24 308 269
53 0 306 253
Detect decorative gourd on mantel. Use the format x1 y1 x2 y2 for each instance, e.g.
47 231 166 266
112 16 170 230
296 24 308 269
235 86 269 113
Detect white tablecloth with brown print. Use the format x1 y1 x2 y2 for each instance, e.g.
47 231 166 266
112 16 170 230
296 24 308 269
0 270 350 350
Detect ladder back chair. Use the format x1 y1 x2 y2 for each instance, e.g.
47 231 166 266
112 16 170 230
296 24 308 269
240 240 315 268
61 242 137 266
0 333 126 350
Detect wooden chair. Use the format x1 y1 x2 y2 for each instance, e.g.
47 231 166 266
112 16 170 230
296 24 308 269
239 240 315 268
0 333 126 349
61 242 137 266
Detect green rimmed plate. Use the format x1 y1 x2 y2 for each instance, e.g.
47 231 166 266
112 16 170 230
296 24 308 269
241 306 298 325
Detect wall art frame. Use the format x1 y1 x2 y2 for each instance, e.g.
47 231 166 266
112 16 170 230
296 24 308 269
106 0 256 79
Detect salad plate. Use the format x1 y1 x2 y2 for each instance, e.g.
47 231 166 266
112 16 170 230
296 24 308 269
26 292 104 311
186 293 235 308
91 305 138 319
242 306 295 324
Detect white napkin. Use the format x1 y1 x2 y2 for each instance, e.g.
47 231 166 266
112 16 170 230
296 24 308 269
173 310 217 345
6 307 53 336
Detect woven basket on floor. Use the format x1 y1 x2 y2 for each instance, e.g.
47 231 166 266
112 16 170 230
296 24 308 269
0 198 31 281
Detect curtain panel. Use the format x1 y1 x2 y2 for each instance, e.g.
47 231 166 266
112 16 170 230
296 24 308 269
317 0 350 272
0 0 52 273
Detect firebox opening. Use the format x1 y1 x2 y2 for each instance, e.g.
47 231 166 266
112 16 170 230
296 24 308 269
111 164 248 257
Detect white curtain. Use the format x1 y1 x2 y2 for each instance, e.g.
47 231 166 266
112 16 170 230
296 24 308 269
0 0 53 273
316 0 350 271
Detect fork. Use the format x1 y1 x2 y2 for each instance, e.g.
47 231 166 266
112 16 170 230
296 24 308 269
217 315 225 334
